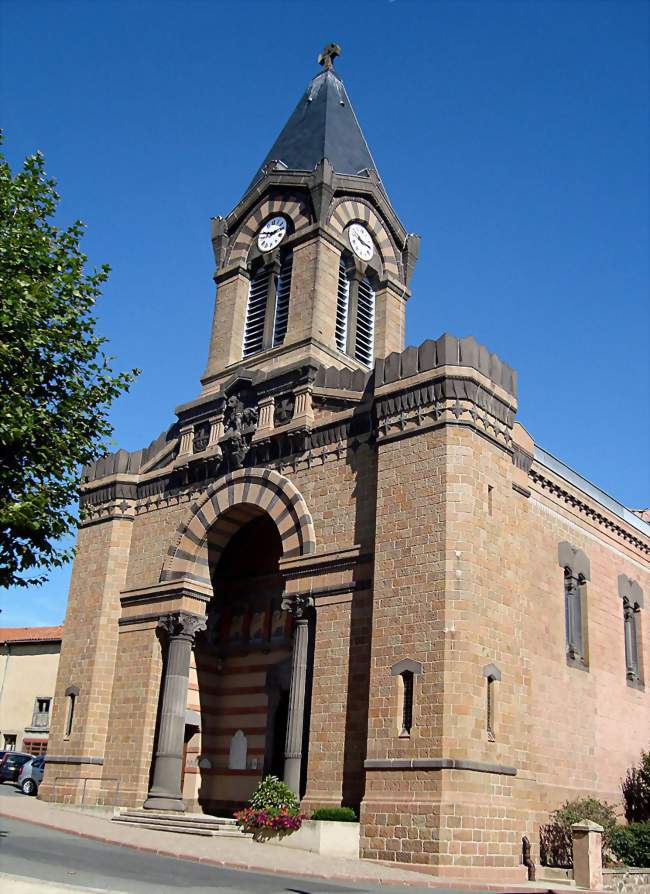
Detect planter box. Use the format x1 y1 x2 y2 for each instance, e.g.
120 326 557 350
254 820 360 858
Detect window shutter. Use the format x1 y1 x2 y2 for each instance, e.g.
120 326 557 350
336 259 350 352
354 276 375 367
242 267 271 357
272 253 292 347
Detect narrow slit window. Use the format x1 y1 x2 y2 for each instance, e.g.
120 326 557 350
354 276 375 367
65 693 76 738
623 598 641 684
564 567 586 666
242 267 271 357
335 259 350 352
487 485 494 516
272 252 292 347
486 676 495 741
401 671 414 736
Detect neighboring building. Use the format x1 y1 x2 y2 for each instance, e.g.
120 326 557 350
0 627 63 755
41 48 649 881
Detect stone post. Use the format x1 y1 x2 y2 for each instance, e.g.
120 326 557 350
282 594 314 796
144 611 206 811
571 820 604 891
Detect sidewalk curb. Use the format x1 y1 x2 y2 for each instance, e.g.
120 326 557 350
0 805 595 892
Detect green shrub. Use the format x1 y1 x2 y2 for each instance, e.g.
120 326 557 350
249 776 299 812
540 798 618 867
622 750 650 823
310 807 357 822
610 823 650 868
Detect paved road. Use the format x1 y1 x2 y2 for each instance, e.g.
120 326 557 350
0 793 488 894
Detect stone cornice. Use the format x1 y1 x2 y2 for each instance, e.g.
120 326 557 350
364 758 517 776
530 463 650 555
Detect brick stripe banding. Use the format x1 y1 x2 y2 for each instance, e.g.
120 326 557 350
228 195 311 266
329 197 401 278
160 468 316 584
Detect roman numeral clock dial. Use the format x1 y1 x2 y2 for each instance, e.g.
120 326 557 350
348 223 374 261
257 216 287 252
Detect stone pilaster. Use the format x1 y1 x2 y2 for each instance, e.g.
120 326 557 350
292 386 314 428
177 425 193 458
144 611 207 811
256 396 275 435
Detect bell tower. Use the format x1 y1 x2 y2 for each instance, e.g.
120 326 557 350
201 45 420 393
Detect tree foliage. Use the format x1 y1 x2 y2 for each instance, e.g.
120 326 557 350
622 750 650 823
0 141 138 587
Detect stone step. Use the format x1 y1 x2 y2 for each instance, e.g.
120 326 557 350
111 810 247 837
113 814 235 832
115 810 237 826
112 819 216 837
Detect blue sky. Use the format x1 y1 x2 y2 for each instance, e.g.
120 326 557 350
1 0 648 626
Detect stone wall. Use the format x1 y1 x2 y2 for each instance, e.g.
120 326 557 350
604 868 650 894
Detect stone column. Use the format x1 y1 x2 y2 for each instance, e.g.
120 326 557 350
571 820 604 891
144 611 206 812
282 594 314 796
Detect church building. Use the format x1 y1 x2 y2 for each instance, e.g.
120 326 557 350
41 47 649 881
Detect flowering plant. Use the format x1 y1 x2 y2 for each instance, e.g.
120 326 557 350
234 775 305 834
234 805 305 833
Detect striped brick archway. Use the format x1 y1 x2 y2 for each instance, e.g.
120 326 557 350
160 468 316 586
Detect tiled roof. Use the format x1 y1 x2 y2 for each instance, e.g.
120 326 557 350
0 626 64 644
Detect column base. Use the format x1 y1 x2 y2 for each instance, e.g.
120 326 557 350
143 792 185 812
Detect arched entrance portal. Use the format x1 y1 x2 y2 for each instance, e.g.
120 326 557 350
186 508 295 814
144 470 316 815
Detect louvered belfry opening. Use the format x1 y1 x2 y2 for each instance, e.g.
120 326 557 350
272 253 292 347
242 267 271 357
335 256 376 369
242 251 293 358
335 259 350 352
354 276 375 367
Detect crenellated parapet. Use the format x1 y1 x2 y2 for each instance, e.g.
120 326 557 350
79 332 517 510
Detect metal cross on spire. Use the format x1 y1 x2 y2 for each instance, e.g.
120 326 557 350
318 43 341 71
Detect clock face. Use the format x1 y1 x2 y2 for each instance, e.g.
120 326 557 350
257 216 287 252
348 223 374 261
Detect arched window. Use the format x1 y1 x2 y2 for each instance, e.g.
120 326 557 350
335 258 375 368
564 566 587 666
400 671 414 736
623 598 641 684
482 663 501 742
64 684 79 739
619 575 644 688
242 251 293 358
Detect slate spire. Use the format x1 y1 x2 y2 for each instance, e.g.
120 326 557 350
248 48 380 191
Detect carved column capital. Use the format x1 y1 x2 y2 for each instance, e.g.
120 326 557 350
281 593 314 620
157 611 207 642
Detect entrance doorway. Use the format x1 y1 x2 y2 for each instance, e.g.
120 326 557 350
192 508 293 815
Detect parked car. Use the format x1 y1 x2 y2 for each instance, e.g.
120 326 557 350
0 751 32 783
16 756 45 795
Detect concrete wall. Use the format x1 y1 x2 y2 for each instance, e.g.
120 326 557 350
0 642 60 751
